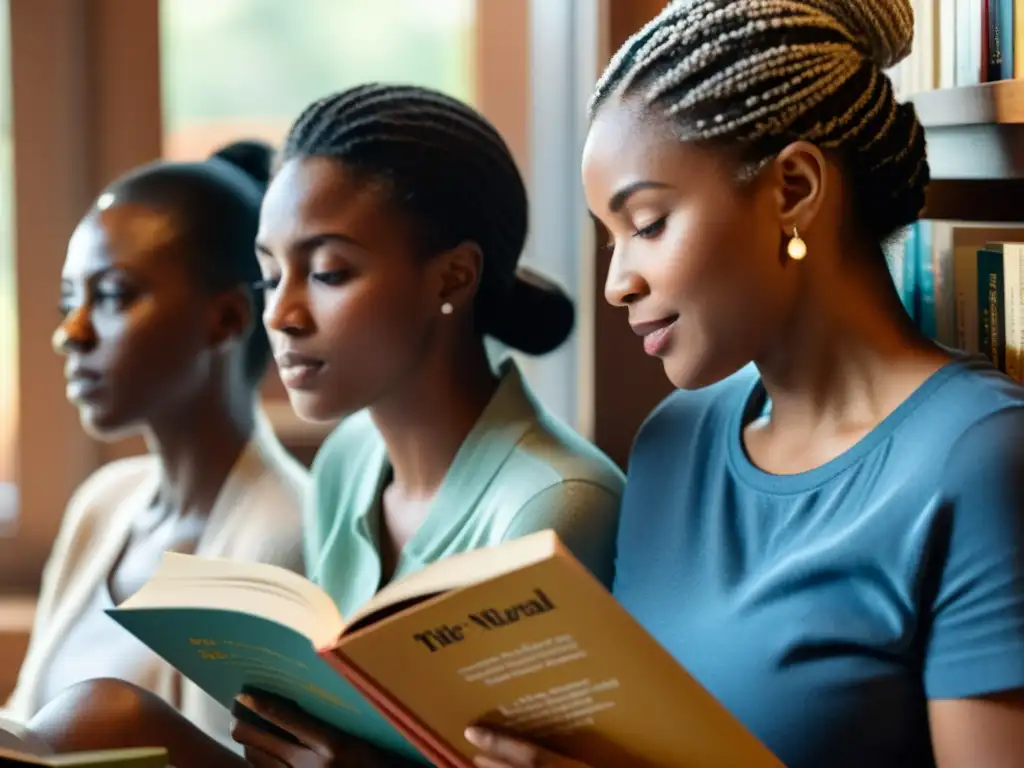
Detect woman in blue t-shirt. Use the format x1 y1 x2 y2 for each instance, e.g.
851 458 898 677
470 1 1024 767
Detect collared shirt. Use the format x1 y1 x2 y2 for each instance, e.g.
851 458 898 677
307 359 624 619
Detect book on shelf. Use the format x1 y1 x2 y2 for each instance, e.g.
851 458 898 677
0 747 167 767
107 530 784 768
895 221 1024 382
889 0 1023 97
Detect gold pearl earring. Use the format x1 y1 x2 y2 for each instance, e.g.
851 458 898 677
787 227 807 260
441 302 454 315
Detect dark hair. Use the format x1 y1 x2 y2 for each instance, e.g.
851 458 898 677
99 140 274 381
591 0 929 244
281 83 574 356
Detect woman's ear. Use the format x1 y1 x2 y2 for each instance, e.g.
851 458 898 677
771 141 827 235
208 286 253 350
434 240 483 312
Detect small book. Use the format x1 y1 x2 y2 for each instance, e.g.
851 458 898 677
0 747 167 767
108 530 783 768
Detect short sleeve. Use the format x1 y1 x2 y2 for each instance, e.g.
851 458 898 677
925 407 1024 699
502 481 620 590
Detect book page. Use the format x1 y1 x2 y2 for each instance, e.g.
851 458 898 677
338 552 784 768
118 553 343 648
343 530 560 635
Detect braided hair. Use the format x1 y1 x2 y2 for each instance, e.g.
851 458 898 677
281 83 574 356
592 0 929 243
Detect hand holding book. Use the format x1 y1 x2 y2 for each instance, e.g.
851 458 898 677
108 531 784 767
464 726 590 768
232 692 420 768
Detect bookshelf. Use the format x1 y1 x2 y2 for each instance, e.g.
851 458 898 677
912 83 1024 188
912 80 1024 126
911 82 1024 220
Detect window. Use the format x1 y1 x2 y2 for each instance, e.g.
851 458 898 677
0 0 16 527
160 0 475 161
160 0 477 432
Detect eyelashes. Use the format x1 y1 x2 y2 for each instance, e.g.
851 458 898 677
252 278 279 292
252 271 351 292
633 217 666 240
57 290 131 317
311 270 350 286
600 215 668 253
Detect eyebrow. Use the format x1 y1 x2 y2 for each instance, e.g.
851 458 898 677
608 180 674 213
255 232 365 257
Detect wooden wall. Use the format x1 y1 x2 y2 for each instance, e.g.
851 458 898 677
591 0 676 469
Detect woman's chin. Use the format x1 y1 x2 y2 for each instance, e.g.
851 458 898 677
284 390 348 425
77 406 137 442
663 352 745 392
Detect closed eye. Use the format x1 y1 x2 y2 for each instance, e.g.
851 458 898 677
633 217 666 240
253 277 279 292
312 270 350 286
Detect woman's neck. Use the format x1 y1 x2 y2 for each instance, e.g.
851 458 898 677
145 388 256 516
754 256 951 438
370 342 499 499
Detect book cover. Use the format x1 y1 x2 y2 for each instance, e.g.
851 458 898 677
902 222 919 320
987 0 1014 80
107 608 425 764
927 221 959 348
1002 243 1024 380
109 532 785 768
978 247 1006 369
1015 0 1024 76
916 221 937 339
335 545 784 768
950 224 1024 354
955 0 985 85
0 747 166 767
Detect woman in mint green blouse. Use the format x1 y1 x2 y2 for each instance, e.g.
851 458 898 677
23 84 623 768
260 84 625 615
230 84 624 768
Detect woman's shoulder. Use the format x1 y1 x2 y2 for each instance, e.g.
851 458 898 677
515 414 625 495
67 455 158 518
47 456 159 558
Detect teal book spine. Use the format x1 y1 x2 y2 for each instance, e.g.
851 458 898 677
902 223 919 320
106 607 428 765
987 0 1014 80
977 248 1006 370
916 221 937 339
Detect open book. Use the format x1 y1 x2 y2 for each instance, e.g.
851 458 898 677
0 747 167 767
108 530 783 768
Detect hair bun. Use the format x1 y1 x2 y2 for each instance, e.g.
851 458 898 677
831 0 915 70
479 266 575 355
209 140 274 188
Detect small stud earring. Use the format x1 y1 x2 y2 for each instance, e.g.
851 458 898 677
787 227 807 260
441 302 454 315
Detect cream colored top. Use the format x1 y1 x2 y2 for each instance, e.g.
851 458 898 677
2 415 307 752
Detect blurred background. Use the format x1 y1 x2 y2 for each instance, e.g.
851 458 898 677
0 0 671 697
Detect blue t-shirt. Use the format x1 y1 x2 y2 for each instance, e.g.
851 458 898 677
615 356 1024 768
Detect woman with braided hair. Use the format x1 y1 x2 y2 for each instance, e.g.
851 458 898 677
470 1 1024 767
12 84 623 767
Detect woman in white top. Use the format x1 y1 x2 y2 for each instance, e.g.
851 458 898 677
0 141 307 754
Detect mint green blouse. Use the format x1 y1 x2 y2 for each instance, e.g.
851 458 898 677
305 360 624 618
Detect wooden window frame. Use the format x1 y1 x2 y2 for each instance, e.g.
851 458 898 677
0 0 545 590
